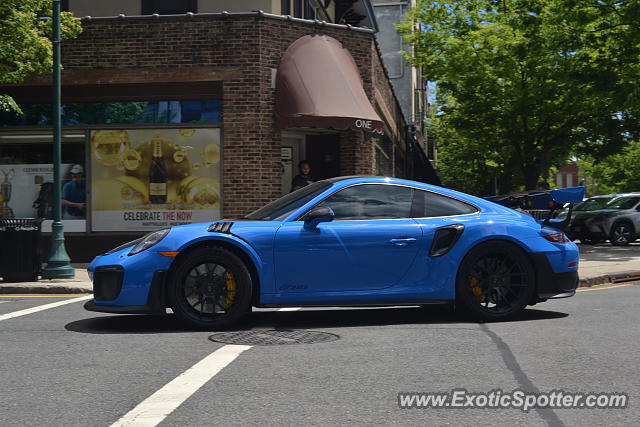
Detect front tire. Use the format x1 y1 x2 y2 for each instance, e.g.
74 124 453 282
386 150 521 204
168 247 252 330
456 241 535 321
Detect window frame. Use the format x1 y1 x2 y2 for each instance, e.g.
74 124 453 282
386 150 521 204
295 183 480 222
410 188 479 219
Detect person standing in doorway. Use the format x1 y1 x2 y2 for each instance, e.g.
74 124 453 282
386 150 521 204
62 164 86 219
291 160 313 192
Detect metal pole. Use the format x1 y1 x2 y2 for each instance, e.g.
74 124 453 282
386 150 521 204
42 0 74 279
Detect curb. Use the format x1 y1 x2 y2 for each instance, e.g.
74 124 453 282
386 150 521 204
0 284 92 294
578 276 610 288
577 270 640 288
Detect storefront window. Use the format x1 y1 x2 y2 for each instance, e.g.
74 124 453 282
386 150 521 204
394 143 406 178
0 100 221 127
0 132 86 230
375 138 392 177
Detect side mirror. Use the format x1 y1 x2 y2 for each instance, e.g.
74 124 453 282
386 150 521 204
304 207 335 229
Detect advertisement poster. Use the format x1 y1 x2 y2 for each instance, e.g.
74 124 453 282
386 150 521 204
90 129 221 231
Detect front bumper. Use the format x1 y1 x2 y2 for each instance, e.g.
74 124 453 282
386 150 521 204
85 267 169 315
85 240 175 311
530 253 579 299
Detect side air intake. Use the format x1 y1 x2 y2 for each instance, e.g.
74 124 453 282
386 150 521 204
429 224 465 257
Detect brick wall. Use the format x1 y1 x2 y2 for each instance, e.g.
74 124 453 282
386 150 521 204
339 130 376 175
372 50 405 137
57 14 406 216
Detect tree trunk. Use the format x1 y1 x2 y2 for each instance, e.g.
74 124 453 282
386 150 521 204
523 163 539 190
539 151 551 181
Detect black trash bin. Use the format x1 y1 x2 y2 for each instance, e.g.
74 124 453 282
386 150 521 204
0 218 43 282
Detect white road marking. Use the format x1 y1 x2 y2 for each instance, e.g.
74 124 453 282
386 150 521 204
111 307 301 427
0 295 92 322
111 344 252 427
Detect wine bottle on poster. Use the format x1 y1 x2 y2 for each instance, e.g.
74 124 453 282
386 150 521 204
149 140 167 204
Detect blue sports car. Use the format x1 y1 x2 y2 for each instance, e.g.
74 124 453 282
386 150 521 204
85 176 583 329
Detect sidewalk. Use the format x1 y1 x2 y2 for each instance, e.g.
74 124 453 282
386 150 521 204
577 243 640 286
1 245 640 294
0 264 92 294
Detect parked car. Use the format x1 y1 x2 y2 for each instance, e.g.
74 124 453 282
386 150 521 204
85 177 582 329
579 194 640 246
556 194 620 244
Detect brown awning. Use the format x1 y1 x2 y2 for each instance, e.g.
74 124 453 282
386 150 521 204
275 35 384 135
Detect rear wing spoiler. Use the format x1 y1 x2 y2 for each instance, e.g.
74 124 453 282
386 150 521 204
486 187 586 231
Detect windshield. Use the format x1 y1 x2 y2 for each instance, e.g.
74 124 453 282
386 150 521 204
604 196 640 210
243 181 333 221
575 197 614 211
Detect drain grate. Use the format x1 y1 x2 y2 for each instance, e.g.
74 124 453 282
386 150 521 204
209 329 340 346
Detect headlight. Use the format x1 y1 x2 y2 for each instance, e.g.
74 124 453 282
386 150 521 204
128 228 170 256
103 238 143 255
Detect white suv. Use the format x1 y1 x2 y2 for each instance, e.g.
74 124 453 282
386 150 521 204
583 194 640 245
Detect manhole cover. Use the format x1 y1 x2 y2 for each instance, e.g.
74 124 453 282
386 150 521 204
209 329 340 345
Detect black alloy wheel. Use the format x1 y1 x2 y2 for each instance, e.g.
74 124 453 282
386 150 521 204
456 241 535 321
169 247 252 330
610 222 634 246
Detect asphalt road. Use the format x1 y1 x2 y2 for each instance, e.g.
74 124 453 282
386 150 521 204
1 284 638 427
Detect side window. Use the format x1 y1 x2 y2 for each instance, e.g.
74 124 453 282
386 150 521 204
623 197 640 210
315 184 413 220
141 0 197 15
412 190 478 217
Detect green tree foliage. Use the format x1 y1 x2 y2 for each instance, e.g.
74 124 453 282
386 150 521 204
0 0 82 112
551 0 640 158
399 0 637 195
582 140 640 194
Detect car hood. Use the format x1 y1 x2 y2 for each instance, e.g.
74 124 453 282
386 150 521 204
170 219 280 236
169 219 280 244
216 219 282 239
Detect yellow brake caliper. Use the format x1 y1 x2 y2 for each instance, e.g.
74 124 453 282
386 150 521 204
469 276 482 301
225 270 237 309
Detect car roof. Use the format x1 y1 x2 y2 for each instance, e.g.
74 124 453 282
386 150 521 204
319 176 507 210
611 193 640 198
324 176 449 193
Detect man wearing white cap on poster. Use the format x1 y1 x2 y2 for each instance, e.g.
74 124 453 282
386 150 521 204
62 164 86 219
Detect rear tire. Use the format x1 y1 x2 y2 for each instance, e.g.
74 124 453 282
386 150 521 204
610 222 634 246
168 247 252 330
456 241 535 322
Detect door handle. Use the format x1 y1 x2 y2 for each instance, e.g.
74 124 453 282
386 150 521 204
389 238 417 246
